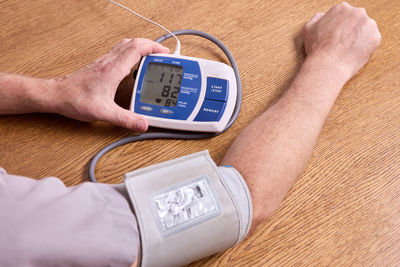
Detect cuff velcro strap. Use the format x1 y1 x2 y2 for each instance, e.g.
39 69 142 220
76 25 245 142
124 150 252 267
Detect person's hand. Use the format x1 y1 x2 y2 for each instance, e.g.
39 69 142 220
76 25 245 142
51 38 169 132
303 2 381 79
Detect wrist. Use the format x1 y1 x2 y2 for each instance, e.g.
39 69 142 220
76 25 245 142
282 52 352 112
30 77 61 114
303 52 353 85
0 73 60 114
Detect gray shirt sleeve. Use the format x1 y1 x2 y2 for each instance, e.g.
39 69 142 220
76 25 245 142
0 167 139 267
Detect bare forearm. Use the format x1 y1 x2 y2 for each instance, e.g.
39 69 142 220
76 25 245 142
222 56 349 232
222 2 380 234
0 73 56 114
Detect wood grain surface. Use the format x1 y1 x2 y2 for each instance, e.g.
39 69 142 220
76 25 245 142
1 0 399 265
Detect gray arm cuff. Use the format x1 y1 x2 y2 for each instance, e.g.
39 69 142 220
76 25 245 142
124 150 253 267
218 166 252 243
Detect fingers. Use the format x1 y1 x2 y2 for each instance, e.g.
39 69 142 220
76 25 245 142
110 38 169 55
87 38 170 84
103 103 149 132
113 38 169 62
133 38 170 56
305 1 363 30
310 12 325 24
305 12 325 30
110 38 170 79
369 19 382 47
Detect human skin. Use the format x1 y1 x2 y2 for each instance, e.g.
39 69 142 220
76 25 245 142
0 1 381 265
222 2 381 234
0 38 169 132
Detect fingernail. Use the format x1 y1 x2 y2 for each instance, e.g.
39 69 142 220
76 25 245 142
137 119 148 132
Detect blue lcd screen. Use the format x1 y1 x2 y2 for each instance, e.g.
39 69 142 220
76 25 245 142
135 55 202 120
140 62 183 107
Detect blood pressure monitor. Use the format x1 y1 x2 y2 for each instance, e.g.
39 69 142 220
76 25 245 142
130 54 237 132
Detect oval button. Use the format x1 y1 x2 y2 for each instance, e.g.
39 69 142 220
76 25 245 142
160 109 173 114
140 106 153 111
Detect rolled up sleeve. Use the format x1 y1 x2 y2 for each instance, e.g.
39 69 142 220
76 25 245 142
0 169 139 267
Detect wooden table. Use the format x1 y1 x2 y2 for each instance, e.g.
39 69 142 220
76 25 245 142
1 0 399 265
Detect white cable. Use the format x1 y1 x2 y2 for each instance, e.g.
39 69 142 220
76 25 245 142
109 0 181 55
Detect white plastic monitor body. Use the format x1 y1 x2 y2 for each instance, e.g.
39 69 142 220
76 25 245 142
130 53 237 132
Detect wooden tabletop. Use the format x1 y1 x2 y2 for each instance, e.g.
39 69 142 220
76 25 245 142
1 0 399 265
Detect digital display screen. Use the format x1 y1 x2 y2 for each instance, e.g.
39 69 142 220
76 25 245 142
140 62 183 107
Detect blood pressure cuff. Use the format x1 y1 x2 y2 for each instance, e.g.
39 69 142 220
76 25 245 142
124 150 252 267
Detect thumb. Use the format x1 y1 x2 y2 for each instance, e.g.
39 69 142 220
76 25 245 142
104 104 149 132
